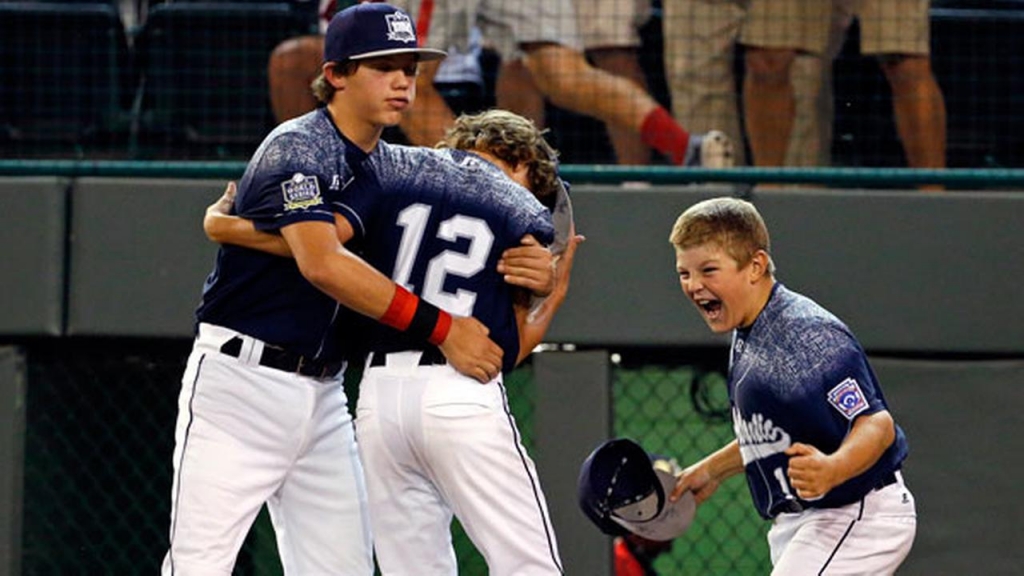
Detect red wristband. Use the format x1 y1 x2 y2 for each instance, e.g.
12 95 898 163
380 285 417 331
428 310 452 346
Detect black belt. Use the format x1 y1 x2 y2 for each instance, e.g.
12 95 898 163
873 471 898 491
771 470 901 517
219 336 344 379
368 347 447 367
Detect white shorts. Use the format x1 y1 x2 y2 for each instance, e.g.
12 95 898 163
161 324 372 576
768 472 917 575
392 0 582 60
355 350 563 576
573 0 651 50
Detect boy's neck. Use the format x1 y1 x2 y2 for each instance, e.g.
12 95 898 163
327 101 385 153
744 278 777 329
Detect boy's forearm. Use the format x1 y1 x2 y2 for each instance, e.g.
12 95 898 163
707 440 745 481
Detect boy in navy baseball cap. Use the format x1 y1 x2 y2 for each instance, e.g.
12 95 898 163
323 2 446 64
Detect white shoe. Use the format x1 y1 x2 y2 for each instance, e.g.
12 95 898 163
683 130 735 168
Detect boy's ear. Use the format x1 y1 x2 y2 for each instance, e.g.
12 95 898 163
749 250 770 281
325 63 346 89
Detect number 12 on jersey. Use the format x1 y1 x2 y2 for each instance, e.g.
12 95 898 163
394 203 495 317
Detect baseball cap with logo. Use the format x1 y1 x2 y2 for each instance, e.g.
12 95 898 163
324 2 447 63
577 438 696 541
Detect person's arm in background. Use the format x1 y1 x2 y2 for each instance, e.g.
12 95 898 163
513 229 585 365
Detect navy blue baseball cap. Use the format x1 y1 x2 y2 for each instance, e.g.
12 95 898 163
578 438 696 541
324 2 447 63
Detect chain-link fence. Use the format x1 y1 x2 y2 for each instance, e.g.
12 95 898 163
17 339 768 575
612 359 768 575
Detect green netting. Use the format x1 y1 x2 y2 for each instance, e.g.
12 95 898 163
613 365 769 575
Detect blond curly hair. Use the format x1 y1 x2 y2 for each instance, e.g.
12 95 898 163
437 110 561 208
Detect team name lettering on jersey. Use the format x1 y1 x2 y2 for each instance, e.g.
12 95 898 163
733 408 792 465
827 377 869 420
385 12 415 43
281 173 323 211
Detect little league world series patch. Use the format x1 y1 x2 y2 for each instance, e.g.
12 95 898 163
827 377 869 420
281 173 323 211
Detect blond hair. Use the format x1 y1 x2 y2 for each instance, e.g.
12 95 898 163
437 109 560 207
669 197 775 274
311 61 360 105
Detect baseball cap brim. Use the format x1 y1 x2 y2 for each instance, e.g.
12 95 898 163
348 47 448 62
609 467 696 541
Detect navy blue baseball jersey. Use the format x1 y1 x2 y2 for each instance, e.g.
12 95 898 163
338 142 555 373
728 283 908 519
196 108 358 361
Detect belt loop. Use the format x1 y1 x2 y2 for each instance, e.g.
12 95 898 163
240 336 262 367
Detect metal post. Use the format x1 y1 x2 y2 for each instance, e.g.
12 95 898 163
533 349 613 576
0 347 26 576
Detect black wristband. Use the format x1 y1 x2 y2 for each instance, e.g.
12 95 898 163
406 299 441 343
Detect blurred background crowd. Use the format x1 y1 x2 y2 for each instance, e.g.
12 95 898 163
1 0 1022 169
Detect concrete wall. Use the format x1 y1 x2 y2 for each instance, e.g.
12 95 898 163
3 178 1022 355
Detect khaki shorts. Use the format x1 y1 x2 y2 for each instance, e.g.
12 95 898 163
573 0 651 50
838 0 931 56
740 0 833 55
391 0 582 60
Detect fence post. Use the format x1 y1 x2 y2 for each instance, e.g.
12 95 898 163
533 349 613 576
0 346 26 576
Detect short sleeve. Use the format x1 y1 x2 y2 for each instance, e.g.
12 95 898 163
237 132 338 232
821 335 886 421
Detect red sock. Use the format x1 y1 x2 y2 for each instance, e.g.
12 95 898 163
640 107 691 165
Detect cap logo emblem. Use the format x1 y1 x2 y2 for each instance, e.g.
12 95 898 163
385 12 416 44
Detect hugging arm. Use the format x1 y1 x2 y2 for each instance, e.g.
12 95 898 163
513 229 585 365
203 181 503 383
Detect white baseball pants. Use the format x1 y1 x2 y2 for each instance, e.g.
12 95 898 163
769 472 917 575
161 324 373 576
356 351 563 576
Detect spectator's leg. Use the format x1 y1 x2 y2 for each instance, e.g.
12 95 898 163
743 47 797 167
808 0 857 167
268 36 323 124
587 47 652 165
398 60 457 146
496 58 547 129
740 0 832 168
523 43 701 165
858 0 946 185
879 54 946 170
662 0 747 165
785 54 826 167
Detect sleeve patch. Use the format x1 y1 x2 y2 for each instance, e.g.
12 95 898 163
281 173 323 211
827 377 869 420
